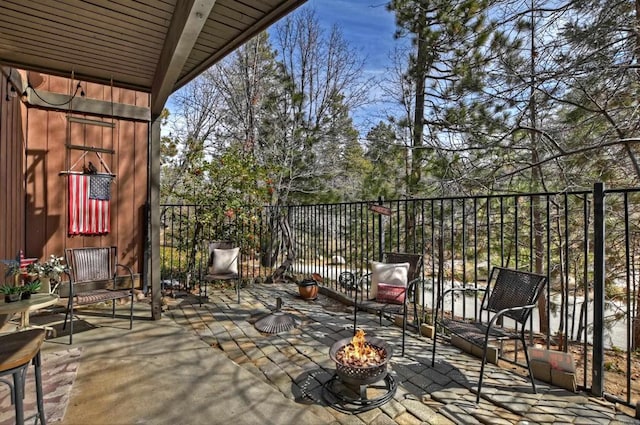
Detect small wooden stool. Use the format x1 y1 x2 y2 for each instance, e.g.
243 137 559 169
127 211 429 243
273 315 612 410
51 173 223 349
0 329 47 425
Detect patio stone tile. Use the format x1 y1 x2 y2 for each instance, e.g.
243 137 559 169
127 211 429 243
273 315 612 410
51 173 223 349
369 412 399 425
430 360 456 375
229 351 249 365
218 339 239 352
396 380 425 398
380 397 407 419
389 363 415 381
228 327 245 339
427 370 455 387
299 359 322 373
166 286 640 425
207 320 228 334
237 339 256 351
492 401 536 416
295 372 322 394
276 376 296 397
613 415 640 424
242 361 269 382
407 371 433 388
239 326 263 339
253 354 269 367
422 383 446 394
438 403 481 424
292 354 315 369
520 412 557 423
439 368 466 385
402 398 440 422
573 418 612 425
266 350 289 364
297 344 319 356
280 344 301 358
308 403 341 423
257 358 281 375
566 405 616 421
329 408 368 424
258 344 278 356
355 406 383 423
392 411 423 425
493 409 526 424
312 369 334 385
281 362 305 380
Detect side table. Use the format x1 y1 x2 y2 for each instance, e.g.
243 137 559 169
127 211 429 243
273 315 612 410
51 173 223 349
0 293 60 330
0 329 47 424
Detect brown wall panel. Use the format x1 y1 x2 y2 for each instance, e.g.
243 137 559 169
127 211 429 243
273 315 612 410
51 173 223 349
25 106 50 259
22 73 149 278
0 68 26 267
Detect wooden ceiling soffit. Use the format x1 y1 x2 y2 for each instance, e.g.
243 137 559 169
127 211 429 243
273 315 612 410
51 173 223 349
176 0 306 91
151 0 217 117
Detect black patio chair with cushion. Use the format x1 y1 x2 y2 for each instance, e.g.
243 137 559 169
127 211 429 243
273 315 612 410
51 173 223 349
64 246 135 344
431 266 547 403
201 241 240 304
350 252 425 356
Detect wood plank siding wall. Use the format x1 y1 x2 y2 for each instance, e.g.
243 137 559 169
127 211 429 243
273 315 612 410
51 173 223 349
2 70 150 281
0 69 26 264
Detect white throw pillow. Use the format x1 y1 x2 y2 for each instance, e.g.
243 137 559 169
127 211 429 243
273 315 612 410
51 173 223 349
369 261 410 300
209 247 239 275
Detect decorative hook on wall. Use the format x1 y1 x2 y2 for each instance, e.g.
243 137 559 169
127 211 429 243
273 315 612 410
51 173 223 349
4 70 17 102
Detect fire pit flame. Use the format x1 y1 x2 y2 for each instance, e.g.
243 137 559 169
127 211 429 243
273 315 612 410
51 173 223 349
337 329 384 367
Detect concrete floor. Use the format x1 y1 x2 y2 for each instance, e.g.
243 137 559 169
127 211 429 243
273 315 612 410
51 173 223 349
32 302 326 425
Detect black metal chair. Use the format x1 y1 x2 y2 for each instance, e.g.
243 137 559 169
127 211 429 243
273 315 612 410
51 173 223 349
201 241 240 304
431 266 547 403
64 246 134 344
350 252 425 356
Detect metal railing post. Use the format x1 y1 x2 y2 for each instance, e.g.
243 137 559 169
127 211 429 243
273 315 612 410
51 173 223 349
593 182 605 397
377 196 384 261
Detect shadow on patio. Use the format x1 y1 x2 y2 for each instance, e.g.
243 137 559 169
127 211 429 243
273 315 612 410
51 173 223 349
163 284 639 425
10 284 639 425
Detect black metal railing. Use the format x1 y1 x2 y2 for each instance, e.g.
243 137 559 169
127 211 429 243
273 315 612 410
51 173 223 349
160 182 640 407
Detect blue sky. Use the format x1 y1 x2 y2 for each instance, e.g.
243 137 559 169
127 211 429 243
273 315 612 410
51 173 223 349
305 0 397 73
166 1 401 135
303 0 401 132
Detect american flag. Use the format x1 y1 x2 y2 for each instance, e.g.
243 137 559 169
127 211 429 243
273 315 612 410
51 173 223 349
68 173 112 235
19 250 36 276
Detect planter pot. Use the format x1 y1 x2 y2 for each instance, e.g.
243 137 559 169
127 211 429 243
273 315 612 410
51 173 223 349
298 279 318 300
21 291 32 300
4 293 20 303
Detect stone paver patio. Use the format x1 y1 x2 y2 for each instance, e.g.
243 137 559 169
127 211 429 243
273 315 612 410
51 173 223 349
167 283 640 425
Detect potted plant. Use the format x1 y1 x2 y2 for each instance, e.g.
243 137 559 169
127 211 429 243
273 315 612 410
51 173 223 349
0 284 22 302
20 280 41 300
297 273 322 300
1 253 25 302
26 255 66 294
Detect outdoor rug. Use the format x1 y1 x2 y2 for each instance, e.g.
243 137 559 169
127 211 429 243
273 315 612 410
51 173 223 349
0 346 82 424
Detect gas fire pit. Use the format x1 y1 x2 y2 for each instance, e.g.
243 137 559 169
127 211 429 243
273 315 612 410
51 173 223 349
322 330 397 413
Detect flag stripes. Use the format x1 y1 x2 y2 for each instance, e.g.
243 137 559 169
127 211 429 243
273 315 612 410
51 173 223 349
68 174 111 235
19 250 36 275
